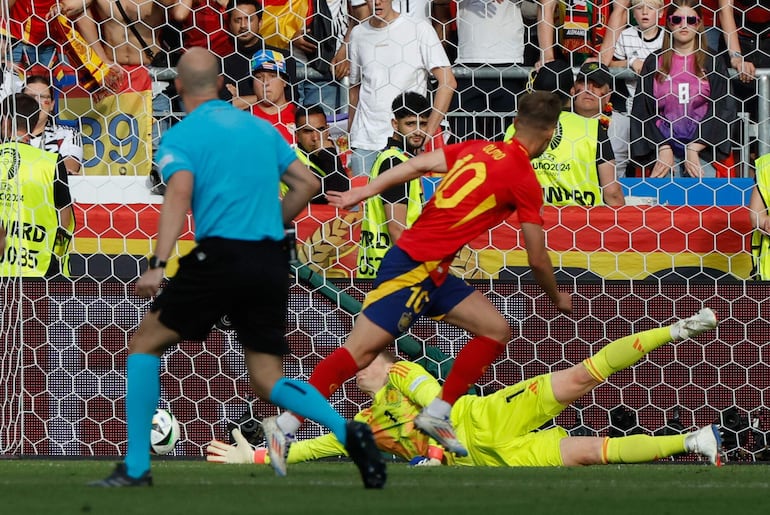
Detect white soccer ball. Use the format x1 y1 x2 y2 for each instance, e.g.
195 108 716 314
150 408 180 455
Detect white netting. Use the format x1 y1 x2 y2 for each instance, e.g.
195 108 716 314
2 280 770 462
1 0 769 463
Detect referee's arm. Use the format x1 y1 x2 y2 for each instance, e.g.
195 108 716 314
154 170 193 264
281 159 321 226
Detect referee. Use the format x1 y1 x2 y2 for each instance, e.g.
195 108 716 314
90 48 385 489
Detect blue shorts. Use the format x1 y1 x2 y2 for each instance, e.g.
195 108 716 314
362 246 475 337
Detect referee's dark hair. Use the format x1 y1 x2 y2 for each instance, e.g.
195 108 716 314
0 93 41 137
391 92 431 120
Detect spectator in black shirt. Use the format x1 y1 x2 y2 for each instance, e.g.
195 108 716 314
293 105 349 204
220 0 297 109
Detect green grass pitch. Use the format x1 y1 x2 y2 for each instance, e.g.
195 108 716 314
2 460 769 515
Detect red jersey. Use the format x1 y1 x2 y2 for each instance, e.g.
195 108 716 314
3 0 57 46
181 0 234 57
251 102 296 144
396 139 545 263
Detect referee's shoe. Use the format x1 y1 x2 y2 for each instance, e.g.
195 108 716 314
345 421 386 489
89 463 152 487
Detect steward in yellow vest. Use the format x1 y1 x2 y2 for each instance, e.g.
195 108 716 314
750 153 770 280
358 144 423 277
505 111 604 206
504 60 624 207
0 94 74 277
357 92 430 278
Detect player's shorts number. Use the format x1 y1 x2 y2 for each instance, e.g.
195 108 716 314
406 286 429 312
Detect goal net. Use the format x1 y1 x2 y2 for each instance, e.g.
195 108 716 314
1 0 769 465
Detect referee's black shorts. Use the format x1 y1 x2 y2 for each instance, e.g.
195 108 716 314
151 237 290 355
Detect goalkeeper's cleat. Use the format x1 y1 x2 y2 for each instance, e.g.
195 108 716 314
345 421 387 489
262 416 292 477
414 410 468 457
671 308 717 340
88 463 153 487
685 424 723 466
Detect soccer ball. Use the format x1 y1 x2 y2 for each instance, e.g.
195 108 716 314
150 408 180 455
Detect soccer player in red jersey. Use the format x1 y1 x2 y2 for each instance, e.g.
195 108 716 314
271 91 572 460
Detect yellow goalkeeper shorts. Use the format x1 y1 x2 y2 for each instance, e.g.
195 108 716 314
452 373 569 467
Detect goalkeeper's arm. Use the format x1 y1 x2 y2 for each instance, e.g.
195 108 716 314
207 428 347 465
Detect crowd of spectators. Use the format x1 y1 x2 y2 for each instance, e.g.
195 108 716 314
0 1 769 277
1 1 770 187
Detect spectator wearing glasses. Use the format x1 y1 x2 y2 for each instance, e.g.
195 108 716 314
601 0 754 83
630 0 736 179
23 75 83 175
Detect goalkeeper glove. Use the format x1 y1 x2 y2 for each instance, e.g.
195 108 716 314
408 456 442 467
207 428 268 464
408 444 444 466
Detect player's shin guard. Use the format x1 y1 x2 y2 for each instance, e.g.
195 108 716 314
583 327 671 382
441 335 506 405
602 434 687 464
125 353 161 478
308 347 359 398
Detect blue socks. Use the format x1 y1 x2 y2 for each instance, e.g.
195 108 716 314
124 353 160 478
269 378 347 444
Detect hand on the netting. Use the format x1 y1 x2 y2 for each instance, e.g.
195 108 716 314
326 188 366 210
554 291 573 315
759 216 770 236
332 55 350 79
135 268 164 298
49 0 87 20
408 456 442 467
650 149 674 178
207 428 259 464
731 57 755 83
291 30 317 55
683 149 704 178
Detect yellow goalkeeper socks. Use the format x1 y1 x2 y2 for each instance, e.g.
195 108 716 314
603 434 687 464
583 327 671 382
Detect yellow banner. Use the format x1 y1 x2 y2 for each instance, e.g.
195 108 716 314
61 90 153 176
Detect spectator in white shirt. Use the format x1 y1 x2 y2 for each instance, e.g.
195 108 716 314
347 0 455 176
0 40 23 102
611 0 665 113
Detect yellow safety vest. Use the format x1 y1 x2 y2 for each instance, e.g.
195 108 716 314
0 143 73 277
280 148 329 197
505 111 603 206
356 148 423 278
751 153 770 280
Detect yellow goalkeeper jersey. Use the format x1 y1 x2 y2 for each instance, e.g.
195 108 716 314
286 360 450 464
285 361 569 467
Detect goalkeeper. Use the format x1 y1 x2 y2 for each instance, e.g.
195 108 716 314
208 309 722 467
